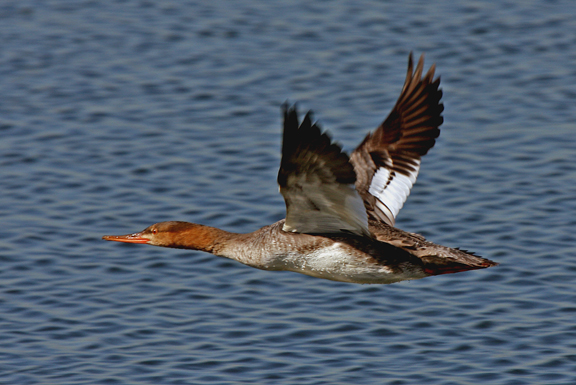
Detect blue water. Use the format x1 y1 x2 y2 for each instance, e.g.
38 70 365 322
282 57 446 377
2 0 576 384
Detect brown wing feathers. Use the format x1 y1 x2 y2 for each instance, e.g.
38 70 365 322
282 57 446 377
366 53 442 168
278 53 442 232
278 104 355 189
278 104 370 236
350 53 443 225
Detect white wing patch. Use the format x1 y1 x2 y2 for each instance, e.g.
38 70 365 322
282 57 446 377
368 160 420 226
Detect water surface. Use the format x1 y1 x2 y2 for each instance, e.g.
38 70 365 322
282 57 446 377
1 1 576 384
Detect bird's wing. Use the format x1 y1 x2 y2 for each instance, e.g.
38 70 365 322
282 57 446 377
350 53 443 226
278 104 370 237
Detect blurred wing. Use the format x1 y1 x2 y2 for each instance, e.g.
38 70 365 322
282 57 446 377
278 104 369 237
350 53 443 226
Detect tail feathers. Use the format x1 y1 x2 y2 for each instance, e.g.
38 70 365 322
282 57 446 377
421 254 498 276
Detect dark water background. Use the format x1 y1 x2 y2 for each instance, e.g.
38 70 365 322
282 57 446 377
2 1 576 384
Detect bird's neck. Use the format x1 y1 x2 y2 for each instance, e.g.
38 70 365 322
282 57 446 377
163 222 240 254
163 221 284 269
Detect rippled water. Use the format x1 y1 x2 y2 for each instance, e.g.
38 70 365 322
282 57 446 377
2 0 576 384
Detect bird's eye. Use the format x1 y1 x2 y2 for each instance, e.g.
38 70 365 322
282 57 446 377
152 229 158 234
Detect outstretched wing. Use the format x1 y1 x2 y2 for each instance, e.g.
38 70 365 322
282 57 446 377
278 104 370 237
350 53 443 226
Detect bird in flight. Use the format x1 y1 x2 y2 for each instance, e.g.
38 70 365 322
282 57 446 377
103 53 497 284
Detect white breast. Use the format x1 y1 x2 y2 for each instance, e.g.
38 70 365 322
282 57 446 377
272 243 423 284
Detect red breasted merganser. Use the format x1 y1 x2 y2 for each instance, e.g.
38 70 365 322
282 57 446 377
103 53 497 284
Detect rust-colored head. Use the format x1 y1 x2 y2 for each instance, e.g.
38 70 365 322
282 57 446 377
102 221 227 252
